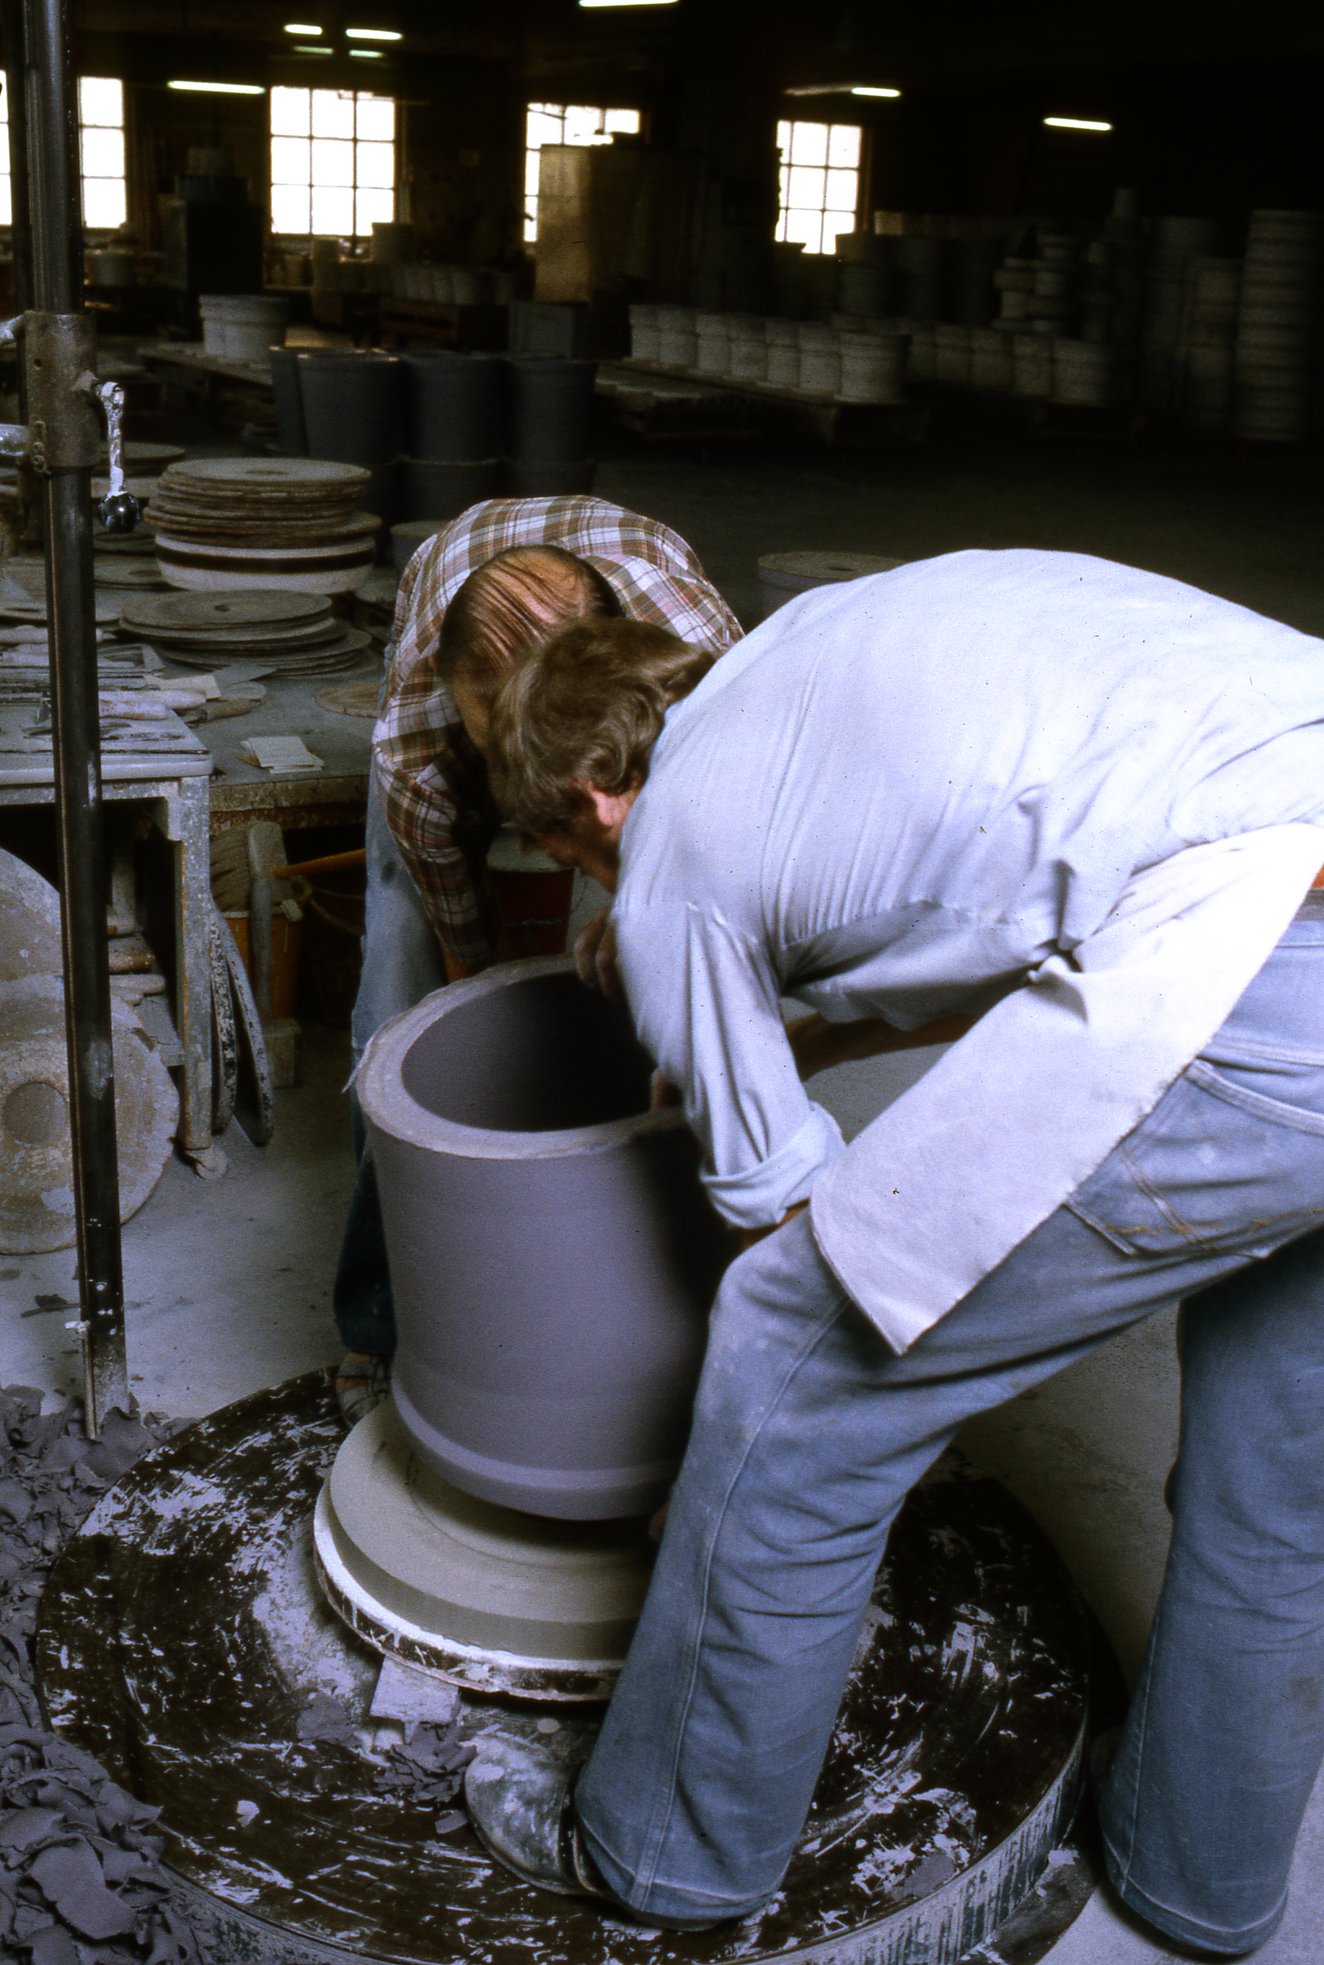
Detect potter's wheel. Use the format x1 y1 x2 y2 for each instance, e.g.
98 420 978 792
313 1399 656 1701
34 1372 1114 1965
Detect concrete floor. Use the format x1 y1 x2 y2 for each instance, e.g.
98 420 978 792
4 418 1324 1961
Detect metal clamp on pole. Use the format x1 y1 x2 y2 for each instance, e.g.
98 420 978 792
23 311 100 475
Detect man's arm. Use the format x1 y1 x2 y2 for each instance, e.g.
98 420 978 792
785 1009 979 1080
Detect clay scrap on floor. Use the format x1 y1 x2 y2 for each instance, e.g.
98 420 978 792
0 1386 198 1964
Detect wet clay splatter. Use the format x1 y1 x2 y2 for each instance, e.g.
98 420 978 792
34 1373 1100 1965
0 1384 199 1963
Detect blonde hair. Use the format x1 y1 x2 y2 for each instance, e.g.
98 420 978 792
487 616 717 836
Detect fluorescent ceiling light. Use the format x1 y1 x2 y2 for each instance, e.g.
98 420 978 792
349 48 384 57
293 43 334 53
283 21 322 32
579 2 678 9
167 79 266 94
1044 116 1112 132
346 26 402 39
852 86 901 98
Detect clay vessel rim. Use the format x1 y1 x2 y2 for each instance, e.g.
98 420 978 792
355 953 688 1159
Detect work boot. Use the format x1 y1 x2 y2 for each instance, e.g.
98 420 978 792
464 1741 609 1901
464 1740 729 1931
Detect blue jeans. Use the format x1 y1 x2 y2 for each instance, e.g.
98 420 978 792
331 765 445 1357
576 910 1324 1954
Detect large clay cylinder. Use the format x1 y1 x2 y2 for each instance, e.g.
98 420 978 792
357 957 730 1521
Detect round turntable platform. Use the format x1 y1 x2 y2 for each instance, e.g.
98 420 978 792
34 1374 1108 1965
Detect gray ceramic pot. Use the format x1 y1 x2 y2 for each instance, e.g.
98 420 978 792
297 351 404 466
398 454 502 523
357 957 730 1521
505 355 598 462
402 351 507 461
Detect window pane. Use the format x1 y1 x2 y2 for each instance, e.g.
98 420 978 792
79 76 122 127
782 208 820 251
82 177 126 227
825 167 858 216
527 110 562 147
81 127 124 178
778 164 790 203
564 105 603 143
524 152 542 196
271 136 310 185
790 122 828 166
355 94 394 141
312 89 354 138
311 136 355 186
354 139 394 189
776 119 791 152
787 164 825 211
827 124 861 168
271 86 310 137
355 186 393 233
604 109 639 134
311 182 354 234
271 182 311 232
822 214 855 254
523 211 538 243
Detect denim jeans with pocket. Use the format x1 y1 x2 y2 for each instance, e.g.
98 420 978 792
331 764 445 1356
575 907 1324 1954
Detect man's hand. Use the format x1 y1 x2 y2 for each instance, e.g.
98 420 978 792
574 908 620 997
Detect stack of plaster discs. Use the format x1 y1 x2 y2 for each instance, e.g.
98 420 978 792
145 457 379 594
117 590 374 677
1233 209 1324 444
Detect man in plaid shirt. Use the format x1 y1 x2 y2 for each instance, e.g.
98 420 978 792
333 496 740 1419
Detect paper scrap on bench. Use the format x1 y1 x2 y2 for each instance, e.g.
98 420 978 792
239 734 323 774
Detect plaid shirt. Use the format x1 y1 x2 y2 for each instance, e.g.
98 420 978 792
373 496 743 965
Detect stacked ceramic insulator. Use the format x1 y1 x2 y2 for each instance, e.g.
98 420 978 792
1179 255 1241 431
1140 216 1222 411
1233 210 1324 443
627 307 907 404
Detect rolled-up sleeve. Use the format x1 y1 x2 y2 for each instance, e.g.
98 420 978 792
617 900 845 1228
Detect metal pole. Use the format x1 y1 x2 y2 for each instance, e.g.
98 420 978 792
22 0 129 1430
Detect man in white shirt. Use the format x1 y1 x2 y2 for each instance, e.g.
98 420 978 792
464 550 1324 1956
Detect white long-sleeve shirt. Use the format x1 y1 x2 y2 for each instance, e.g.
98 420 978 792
611 549 1324 1351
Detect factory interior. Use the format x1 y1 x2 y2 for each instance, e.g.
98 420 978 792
3 2 1324 1961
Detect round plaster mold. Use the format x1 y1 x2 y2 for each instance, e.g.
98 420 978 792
356 957 731 1521
313 1398 655 1701
35 1373 1111 1965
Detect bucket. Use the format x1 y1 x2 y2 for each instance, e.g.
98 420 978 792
504 456 596 499
199 294 289 363
505 356 598 463
268 348 306 454
223 905 303 1021
298 352 404 466
402 352 506 461
357 958 731 1519
757 549 903 621
398 456 502 524
487 828 575 958
390 518 444 576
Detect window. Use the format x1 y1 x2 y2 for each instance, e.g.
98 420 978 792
79 77 127 228
0 72 127 229
0 76 9 227
269 86 395 237
524 103 641 243
775 119 862 255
